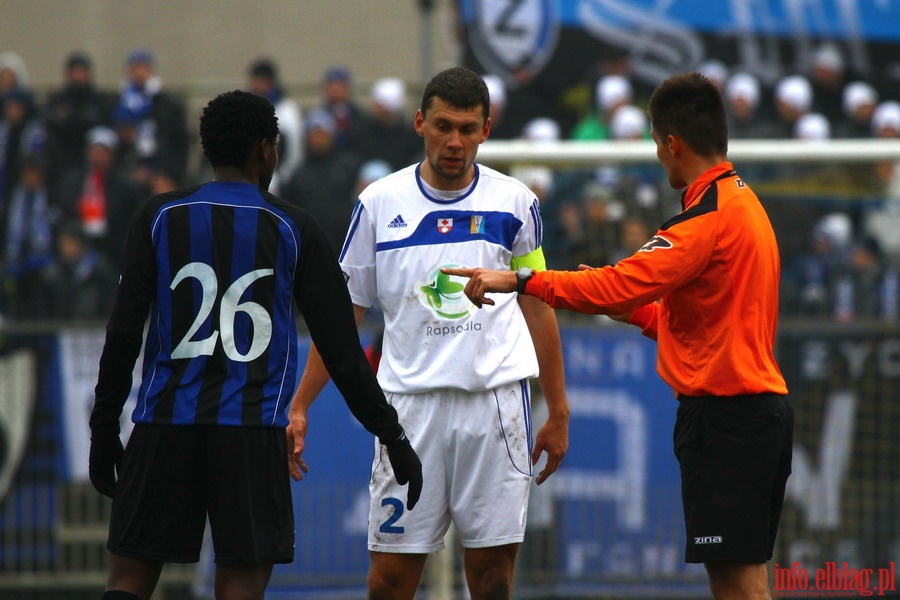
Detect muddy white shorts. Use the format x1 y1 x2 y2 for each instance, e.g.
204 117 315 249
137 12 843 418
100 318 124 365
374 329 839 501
368 381 534 553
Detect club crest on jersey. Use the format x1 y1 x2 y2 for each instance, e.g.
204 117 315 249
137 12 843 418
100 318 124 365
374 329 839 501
736 178 746 188
470 215 485 234
437 218 453 234
639 235 673 252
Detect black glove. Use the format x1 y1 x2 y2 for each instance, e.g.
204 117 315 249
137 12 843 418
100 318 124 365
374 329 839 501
384 432 423 510
89 433 124 499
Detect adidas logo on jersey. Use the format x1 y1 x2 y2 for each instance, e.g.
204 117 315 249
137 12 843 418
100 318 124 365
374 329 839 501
388 215 408 228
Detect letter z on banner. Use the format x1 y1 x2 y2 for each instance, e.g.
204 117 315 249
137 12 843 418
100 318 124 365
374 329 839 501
465 0 560 87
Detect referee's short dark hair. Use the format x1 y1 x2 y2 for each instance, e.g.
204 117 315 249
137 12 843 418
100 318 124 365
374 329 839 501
200 90 279 169
648 72 728 158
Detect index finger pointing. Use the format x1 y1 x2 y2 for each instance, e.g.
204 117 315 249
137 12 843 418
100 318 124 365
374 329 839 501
440 267 474 277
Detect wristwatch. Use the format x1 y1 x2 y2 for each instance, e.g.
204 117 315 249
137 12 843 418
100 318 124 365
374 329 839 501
516 267 535 294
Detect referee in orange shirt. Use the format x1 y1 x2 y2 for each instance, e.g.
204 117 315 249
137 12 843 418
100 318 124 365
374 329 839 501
444 72 792 600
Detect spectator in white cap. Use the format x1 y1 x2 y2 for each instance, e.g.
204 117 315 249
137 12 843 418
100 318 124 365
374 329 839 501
482 73 517 139
482 74 506 109
794 112 831 141
522 116 561 142
570 74 634 141
809 42 846 122
697 59 728 91
511 116 560 226
87 125 119 151
597 74 632 115
354 158 392 196
773 74 814 138
871 101 900 195
372 77 406 116
835 81 879 138
354 76 421 171
783 211 853 316
724 71 779 139
604 103 664 223
779 110 835 183
872 101 900 138
609 104 647 140
52 124 150 272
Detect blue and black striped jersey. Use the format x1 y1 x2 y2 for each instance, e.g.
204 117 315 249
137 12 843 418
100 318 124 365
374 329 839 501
92 181 402 438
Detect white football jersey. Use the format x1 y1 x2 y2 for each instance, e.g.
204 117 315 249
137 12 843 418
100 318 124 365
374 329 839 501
340 163 542 393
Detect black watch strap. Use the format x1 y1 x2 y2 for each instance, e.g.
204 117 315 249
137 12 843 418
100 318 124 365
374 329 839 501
516 267 535 294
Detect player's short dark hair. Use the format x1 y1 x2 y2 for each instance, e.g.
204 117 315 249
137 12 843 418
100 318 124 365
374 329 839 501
199 90 279 169
420 67 490 121
648 72 728 157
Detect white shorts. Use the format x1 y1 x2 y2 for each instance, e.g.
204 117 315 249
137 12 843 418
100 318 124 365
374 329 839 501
368 381 534 553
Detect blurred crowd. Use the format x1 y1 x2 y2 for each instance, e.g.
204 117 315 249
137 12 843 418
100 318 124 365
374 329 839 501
0 48 422 323
1 43 898 324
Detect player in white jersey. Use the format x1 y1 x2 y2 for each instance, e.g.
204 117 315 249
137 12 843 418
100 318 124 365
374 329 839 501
287 67 569 600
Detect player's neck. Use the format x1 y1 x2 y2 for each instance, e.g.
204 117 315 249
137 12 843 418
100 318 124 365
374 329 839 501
419 161 475 192
212 166 259 186
681 154 726 188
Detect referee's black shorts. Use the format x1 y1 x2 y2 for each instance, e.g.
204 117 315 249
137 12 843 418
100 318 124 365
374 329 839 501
108 423 294 566
674 393 793 564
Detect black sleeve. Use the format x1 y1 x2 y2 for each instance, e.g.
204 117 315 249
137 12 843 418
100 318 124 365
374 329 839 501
292 210 403 443
89 203 157 435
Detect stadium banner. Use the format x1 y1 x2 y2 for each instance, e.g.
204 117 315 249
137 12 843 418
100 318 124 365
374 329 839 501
775 325 900 580
4 322 898 596
59 329 139 482
456 0 900 133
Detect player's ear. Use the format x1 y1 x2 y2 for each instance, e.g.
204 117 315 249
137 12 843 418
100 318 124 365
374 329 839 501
414 109 425 138
481 116 491 142
667 134 680 155
259 137 272 158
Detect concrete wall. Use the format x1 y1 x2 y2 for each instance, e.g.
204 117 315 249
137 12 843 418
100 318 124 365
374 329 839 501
1 0 461 105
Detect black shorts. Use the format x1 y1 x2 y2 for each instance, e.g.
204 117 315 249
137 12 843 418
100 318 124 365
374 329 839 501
108 423 294 566
674 393 793 564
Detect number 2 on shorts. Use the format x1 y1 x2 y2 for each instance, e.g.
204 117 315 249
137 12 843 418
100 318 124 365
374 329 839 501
379 497 404 533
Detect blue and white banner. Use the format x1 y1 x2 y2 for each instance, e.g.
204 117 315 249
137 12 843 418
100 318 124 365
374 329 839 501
458 0 900 136
460 0 900 85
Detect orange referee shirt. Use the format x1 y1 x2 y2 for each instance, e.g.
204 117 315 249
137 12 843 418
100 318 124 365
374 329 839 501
527 162 788 397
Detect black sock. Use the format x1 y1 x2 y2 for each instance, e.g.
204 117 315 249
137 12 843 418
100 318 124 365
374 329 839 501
102 591 142 600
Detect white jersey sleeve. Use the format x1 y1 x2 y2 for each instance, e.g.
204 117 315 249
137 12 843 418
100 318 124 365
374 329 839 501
339 199 378 309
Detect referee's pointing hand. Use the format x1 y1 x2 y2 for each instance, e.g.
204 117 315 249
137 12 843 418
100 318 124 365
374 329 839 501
440 267 517 308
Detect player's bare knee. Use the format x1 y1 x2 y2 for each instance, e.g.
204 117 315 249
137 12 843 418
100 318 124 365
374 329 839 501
466 565 514 600
467 575 512 600
367 569 416 600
